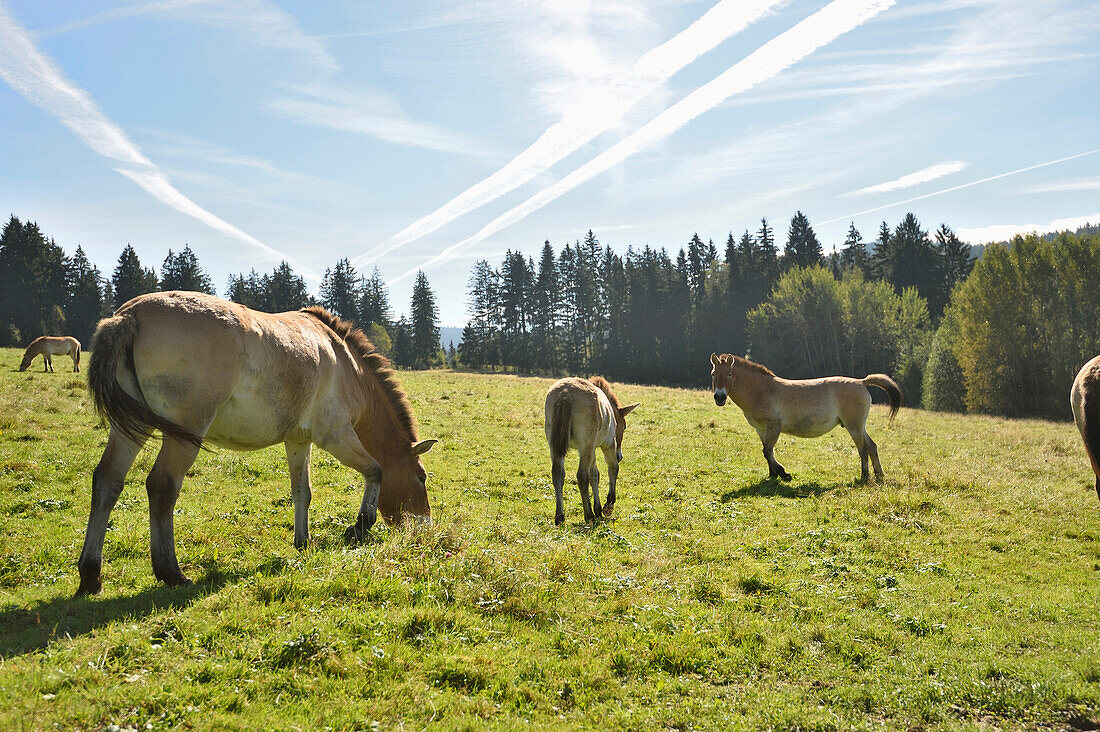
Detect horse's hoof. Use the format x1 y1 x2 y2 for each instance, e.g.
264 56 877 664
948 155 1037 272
602 503 614 517
554 513 565 526
780 472 792 482
74 579 102 597
161 573 192 587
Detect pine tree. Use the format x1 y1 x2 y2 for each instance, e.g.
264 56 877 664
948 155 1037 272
840 221 870 275
66 246 107 343
318 258 359 320
934 223 973 301
160 245 215 294
358 267 393 328
784 210 823 269
226 270 265 309
0 217 70 342
391 316 413 367
409 270 441 369
112 244 158 306
531 241 559 370
264 261 311 312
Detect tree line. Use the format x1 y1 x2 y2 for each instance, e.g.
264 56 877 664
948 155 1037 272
458 212 972 397
0 215 443 369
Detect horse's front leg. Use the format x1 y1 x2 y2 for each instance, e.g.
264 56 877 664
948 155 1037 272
285 441 312 549
601 445 619 517
43 355 51 372
760 423 791 481
320 429 383 544
146 436 201 587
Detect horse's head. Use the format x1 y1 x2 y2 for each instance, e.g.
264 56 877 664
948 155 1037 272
710 352 735 406
378 439 438 525
17 352 32 371
613 403 639 462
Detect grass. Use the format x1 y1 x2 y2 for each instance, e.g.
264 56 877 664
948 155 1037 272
0 347 1098 730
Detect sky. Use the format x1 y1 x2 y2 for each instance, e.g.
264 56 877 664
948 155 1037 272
0 0 1097 325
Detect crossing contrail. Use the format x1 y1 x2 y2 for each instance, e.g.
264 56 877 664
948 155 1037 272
353 0 785 268
0 2 318 281
820 147 1100 224
389 0 895 285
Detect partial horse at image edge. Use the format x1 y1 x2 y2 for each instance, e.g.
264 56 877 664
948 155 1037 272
1071 354 1100 502
78 291 436 596
544 376 638 525
710 352 902 482
19 335 80 372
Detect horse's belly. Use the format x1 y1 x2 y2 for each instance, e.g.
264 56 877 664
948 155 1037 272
783 417 838 438
206 396 307 450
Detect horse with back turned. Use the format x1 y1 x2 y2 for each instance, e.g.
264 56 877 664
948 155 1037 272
544 376 638 525
79 291 436 596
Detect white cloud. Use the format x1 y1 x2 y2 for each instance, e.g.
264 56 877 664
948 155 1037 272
846 161 967 196
353 0 785 268
0 2 317 279
957 213 1100 244
1024 177 1100 194
821 148 1100 225
267 87 499 161
389 0 897 284
47 0 338 71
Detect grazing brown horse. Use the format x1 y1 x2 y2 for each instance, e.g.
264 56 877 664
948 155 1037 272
19 335 80 372
1071 354 1100 502
709 353 902 482
78 291 436 595
544 376 638 525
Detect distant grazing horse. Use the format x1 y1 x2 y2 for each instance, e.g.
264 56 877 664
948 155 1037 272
20 335 80 372
710 353 902 482
78 291 437 595
1071 354 1100 502
544 377 638 525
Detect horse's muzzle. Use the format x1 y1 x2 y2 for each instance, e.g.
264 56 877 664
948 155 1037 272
714 391 727 406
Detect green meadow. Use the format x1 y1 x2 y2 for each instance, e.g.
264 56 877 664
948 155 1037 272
0 347 1098 730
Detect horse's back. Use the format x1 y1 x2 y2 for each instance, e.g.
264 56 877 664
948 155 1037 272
118 292 340 448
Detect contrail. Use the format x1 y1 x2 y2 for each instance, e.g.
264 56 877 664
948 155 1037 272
0 2 318 281
820 147 1100 224
390 0 895 285
845 160 967 196
353 0 784 268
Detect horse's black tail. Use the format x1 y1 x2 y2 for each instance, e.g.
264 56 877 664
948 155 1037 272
74 342 80 369
863 374 903 422
88 312 204 448
548 395 572 459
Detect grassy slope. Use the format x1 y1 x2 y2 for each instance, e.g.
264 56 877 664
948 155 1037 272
0 348 1097 731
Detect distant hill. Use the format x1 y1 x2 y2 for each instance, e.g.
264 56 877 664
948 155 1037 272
439 326 463 349
969 222 1098 260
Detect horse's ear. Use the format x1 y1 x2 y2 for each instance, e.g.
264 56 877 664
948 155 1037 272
710 352 719 367
620 403 639 417
411 439 438 456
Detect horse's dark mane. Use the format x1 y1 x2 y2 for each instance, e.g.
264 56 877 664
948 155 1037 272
720 353 775 377
587 376 622 410
302 306 418 442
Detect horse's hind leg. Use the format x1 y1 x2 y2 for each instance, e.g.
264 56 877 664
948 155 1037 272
865 432 884 481
551 454 566 525
285 441 312 549
77 429 144 595
43 355 51 372
146 437 201 586
589 462 603 521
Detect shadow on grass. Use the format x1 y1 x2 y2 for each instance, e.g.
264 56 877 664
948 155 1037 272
0 557 287 658
721 477 843 501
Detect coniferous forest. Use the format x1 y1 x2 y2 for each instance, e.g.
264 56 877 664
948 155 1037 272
2 211 1098 420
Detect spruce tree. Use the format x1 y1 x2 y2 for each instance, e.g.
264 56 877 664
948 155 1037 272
358 267 393 328
66 246 107 343
264 261 311 312
532 241 559 370
226 269 265 309
934 223 973 300
160 245 215 294
112 244 158 306
409 270 441 369
318 258 359 320
840 221 870 274
784 210 823 269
